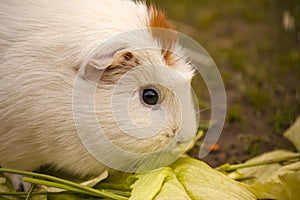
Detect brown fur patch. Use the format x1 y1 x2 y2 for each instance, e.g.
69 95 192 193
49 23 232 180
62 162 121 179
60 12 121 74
148 5 173 30
100 52 140 84
148 6 178 67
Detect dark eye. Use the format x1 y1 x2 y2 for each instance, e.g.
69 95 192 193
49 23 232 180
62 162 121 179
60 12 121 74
142 88 159 105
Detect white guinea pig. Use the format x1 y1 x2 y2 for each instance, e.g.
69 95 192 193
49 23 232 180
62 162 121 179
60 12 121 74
0 0 198 191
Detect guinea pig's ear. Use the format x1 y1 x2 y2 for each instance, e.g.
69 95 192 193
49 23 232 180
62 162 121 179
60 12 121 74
82 49 139 84
82 46 122 83
83 58 112 83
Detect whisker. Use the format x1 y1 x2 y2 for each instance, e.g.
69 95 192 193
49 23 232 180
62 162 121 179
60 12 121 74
197 105 212 113
197 103 227 113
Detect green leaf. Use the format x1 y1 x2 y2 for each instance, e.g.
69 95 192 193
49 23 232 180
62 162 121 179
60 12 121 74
129 167 171 200
243 170 300 200
96 171 133 192
47 194 85 200
242 180 285 199
154 170 191 200
284 116 300 152
171 157 256 200
237 150 300 199
128 157 256 199
237 150 300 184
80 171 108 188
279 171 300 199
0 174 20 200
0 168 128 200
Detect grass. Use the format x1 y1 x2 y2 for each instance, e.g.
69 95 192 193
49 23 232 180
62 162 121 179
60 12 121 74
227 104 242 123
245 87 270 112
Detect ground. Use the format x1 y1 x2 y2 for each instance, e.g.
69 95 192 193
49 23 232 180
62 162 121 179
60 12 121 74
147 0 300 167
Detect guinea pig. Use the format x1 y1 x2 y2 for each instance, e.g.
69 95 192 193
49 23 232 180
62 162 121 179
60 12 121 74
0 0 198 191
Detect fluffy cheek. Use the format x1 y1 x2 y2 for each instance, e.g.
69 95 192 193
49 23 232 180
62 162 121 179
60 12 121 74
94 88 175 153
128 92 152 128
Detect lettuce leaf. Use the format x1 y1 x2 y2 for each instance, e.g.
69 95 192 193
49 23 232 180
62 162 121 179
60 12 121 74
171 157 256 200
238 150 300 199
129 167 171 200
154 170 191 200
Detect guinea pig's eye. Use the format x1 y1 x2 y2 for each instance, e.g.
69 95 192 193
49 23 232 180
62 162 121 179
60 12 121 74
141 88 159 105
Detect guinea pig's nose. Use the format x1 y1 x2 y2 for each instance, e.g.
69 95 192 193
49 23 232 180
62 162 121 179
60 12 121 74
172 128 177 134
165 132 174 138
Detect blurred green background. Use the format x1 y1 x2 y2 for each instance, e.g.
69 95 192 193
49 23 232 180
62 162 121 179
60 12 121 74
147 0 300 166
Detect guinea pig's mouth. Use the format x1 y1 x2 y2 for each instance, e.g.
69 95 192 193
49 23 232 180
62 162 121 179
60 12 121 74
161 130 176 139
155 132 191 152
137 133 182 153
103 132 171 154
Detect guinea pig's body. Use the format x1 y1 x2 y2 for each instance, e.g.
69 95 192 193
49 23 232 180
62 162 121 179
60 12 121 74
0 0 197 190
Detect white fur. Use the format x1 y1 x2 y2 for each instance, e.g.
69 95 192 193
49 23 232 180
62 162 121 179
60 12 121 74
0 0 197 189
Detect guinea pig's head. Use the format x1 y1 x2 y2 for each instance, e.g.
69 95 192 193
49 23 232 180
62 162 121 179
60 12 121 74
75 9 198 169
78 41 198 155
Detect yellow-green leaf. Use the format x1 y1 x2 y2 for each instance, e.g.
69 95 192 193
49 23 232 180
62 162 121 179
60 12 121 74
238 150 300 199
284 116 300 152
171 157 256 200
154 172 191 200
129 167 171 200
